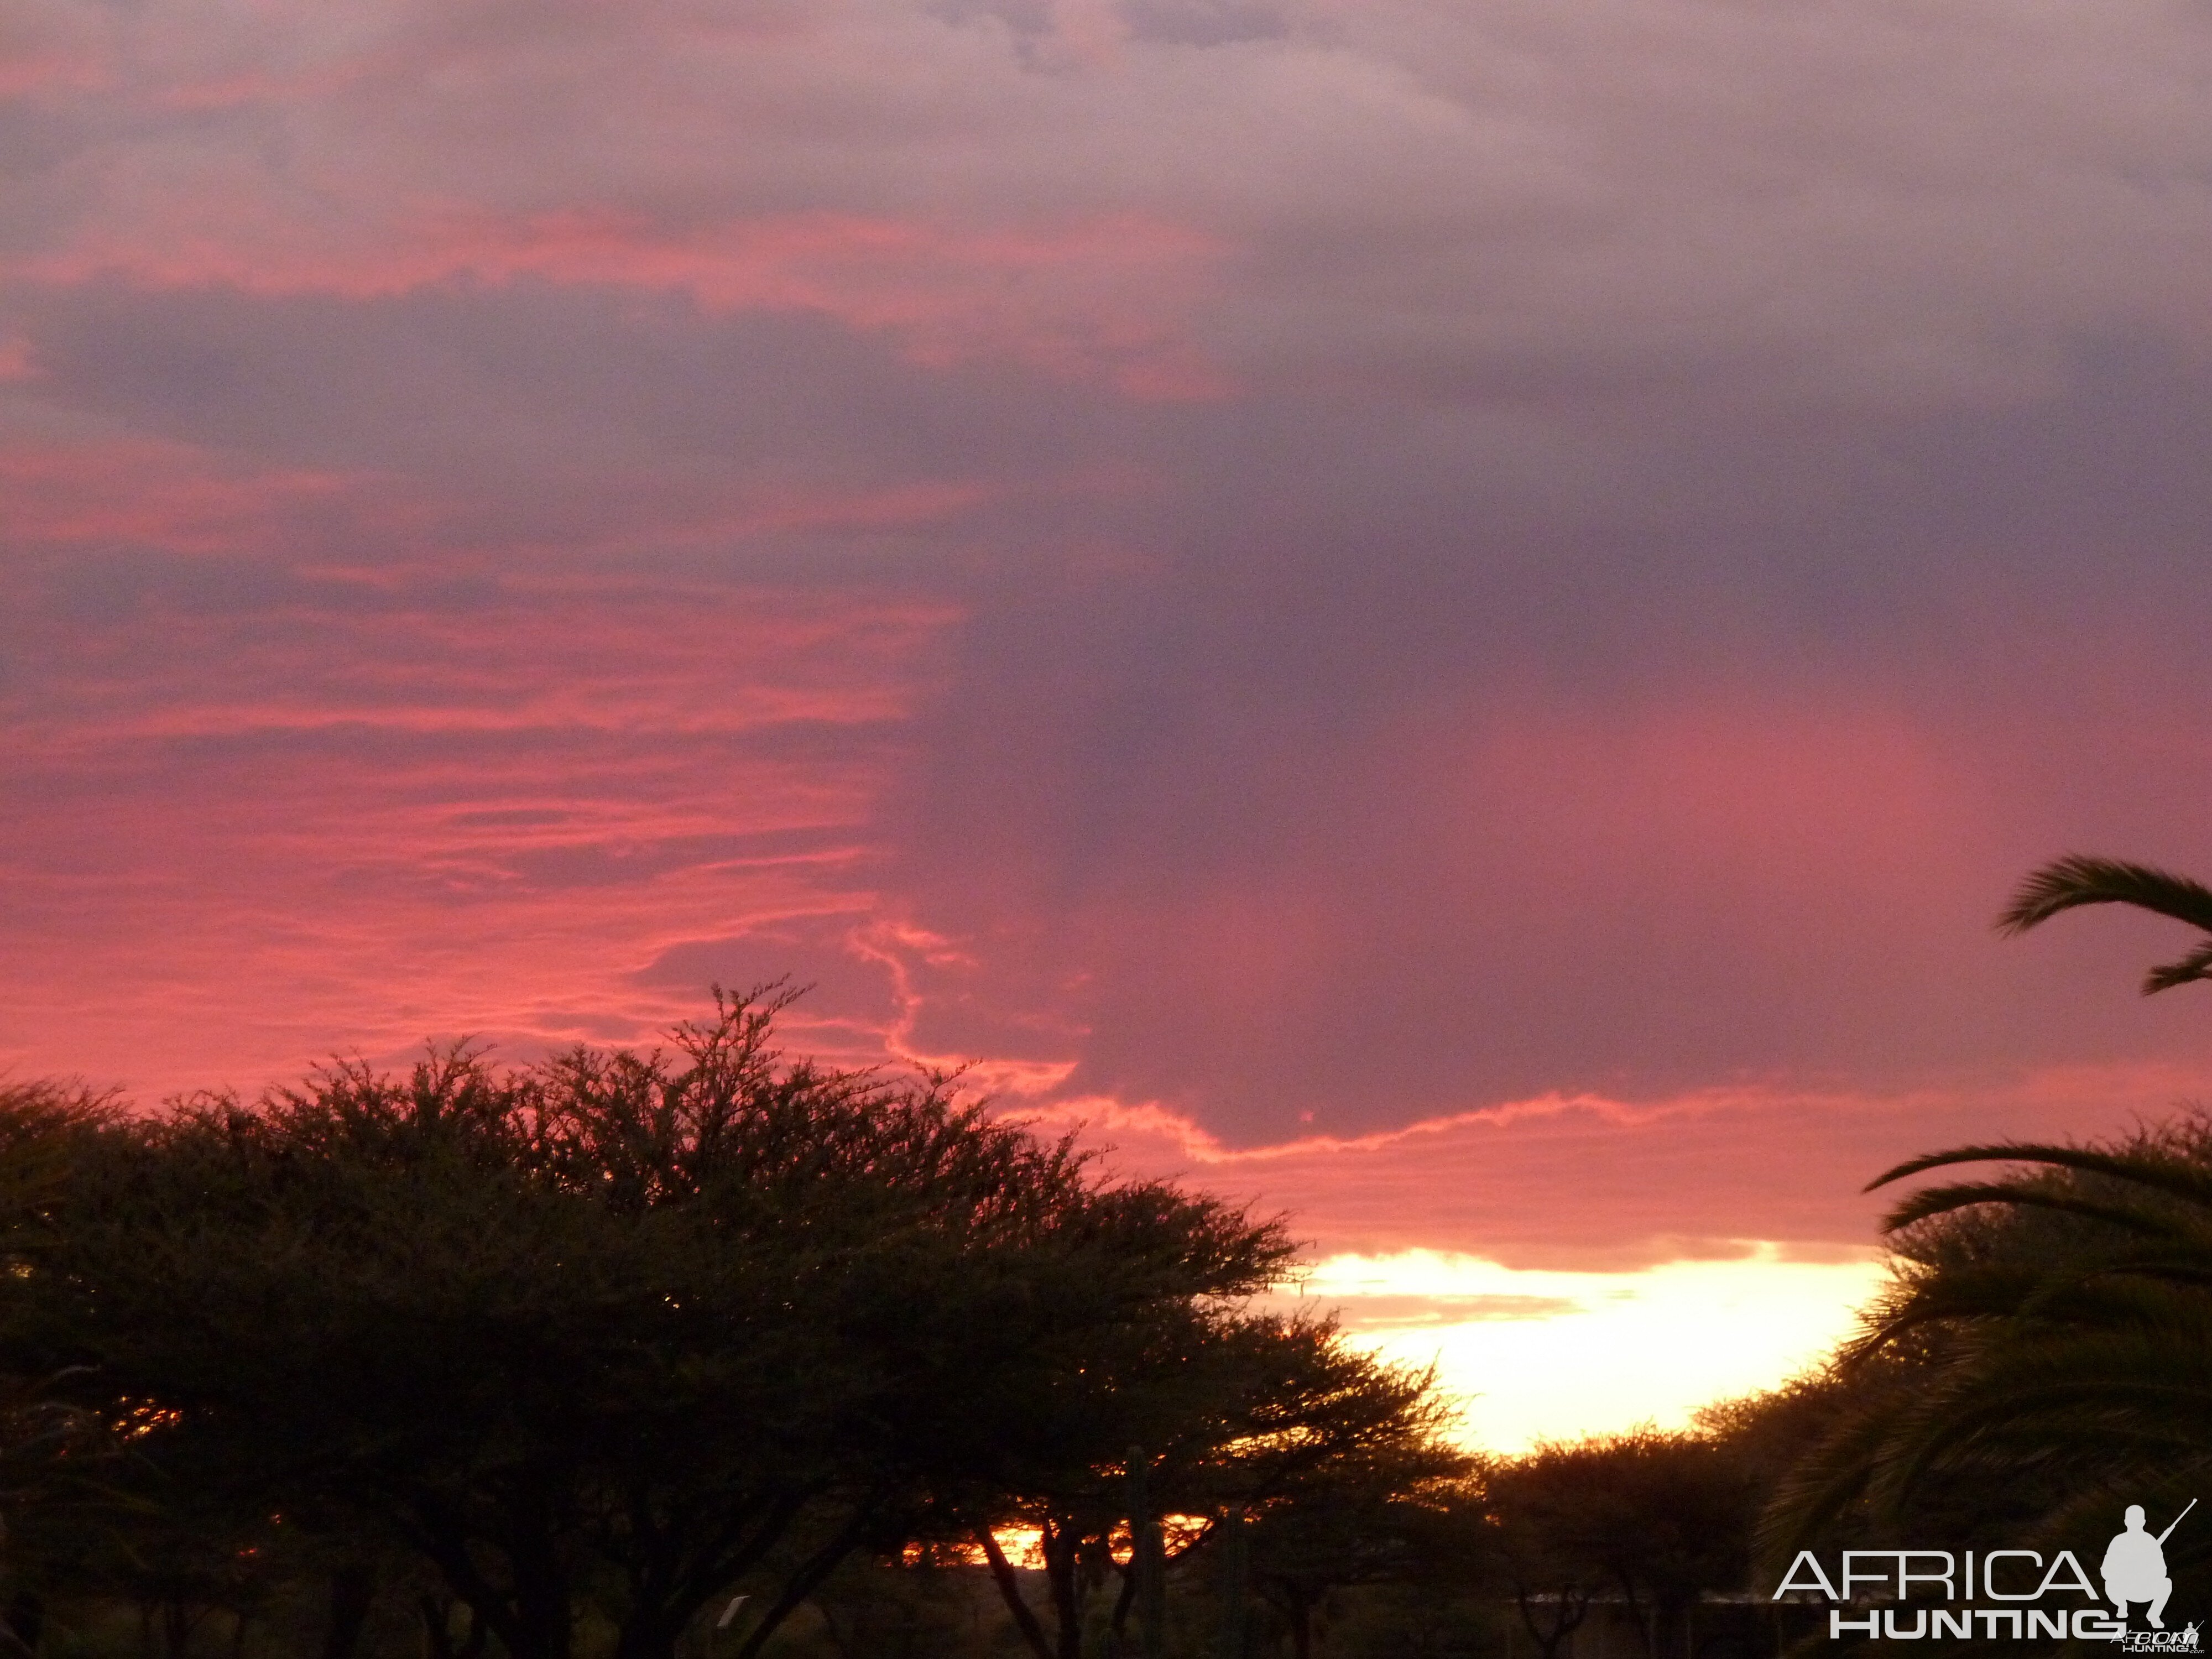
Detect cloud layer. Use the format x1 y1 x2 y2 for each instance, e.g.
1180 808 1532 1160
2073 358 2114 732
8 0 2212 1281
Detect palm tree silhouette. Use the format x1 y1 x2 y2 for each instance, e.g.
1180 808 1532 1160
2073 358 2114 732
1998 853 2212 993
1764 854 2212 1578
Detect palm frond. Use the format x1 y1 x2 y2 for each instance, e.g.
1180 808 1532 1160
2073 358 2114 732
1869 1141 2212 1211
2064 1256 2212 1291
1845 1262 2057 1358
1878 1180 2187 1240
1997 854 2212 937
2015 1267 2212 1328
1858 1318 2212 1499
2145 938 2212 995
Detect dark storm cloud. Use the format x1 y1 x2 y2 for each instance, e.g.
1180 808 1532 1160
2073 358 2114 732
870 328 2212 1141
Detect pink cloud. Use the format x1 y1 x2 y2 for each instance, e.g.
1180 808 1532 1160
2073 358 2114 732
20 211 1233 399
0 568 960 1099
15 0 2212 415
0 439 349 554
881 679 2026 1130
1024 1061 2212 1269
0 424 1014 574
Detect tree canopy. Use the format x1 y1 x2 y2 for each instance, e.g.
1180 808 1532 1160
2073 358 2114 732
0 992 1462 1659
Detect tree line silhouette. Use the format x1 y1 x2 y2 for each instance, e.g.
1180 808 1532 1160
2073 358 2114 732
0 852 2204 1657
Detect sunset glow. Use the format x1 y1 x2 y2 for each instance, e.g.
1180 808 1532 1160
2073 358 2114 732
1295 1248 1888 1451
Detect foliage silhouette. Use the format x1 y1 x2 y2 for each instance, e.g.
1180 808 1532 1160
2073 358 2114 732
4 993 1455 1659
1763 851 2212 1609
1489 1427 1762 1659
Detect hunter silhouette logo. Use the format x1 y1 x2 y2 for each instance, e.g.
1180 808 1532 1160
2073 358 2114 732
2106 1501 2192 1631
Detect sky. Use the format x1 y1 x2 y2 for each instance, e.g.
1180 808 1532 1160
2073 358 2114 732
8 0 2212 1447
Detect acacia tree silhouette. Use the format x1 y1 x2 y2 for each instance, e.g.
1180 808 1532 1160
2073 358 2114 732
3 991 1399 1659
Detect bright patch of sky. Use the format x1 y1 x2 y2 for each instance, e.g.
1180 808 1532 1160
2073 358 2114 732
1289 1248 1888 1450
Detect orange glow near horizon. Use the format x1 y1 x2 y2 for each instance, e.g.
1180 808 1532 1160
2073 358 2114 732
1288 1247 1889 1452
